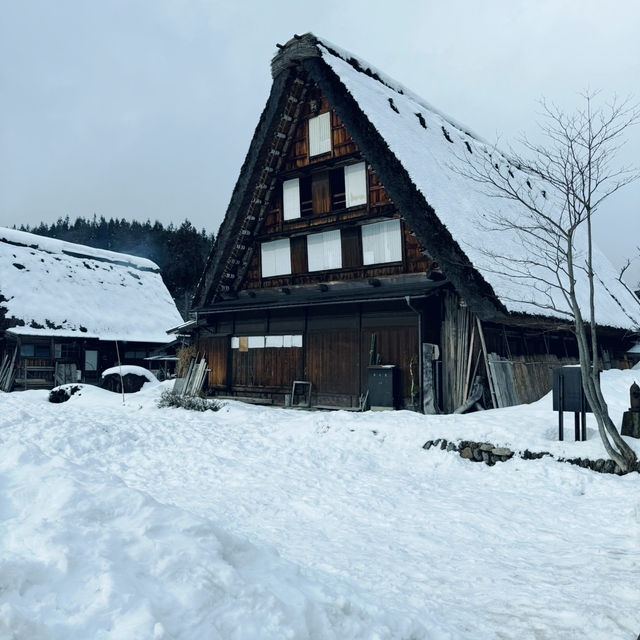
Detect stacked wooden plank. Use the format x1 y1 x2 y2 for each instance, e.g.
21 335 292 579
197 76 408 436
174 356 209 397
0 346 18 391
487 353 519 408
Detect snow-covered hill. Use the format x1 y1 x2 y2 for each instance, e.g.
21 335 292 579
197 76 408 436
1 371 639 639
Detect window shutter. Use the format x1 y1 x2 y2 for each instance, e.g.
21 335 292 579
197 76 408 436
308 112 331 157
307 230 342 271
261 238 292 277
282 178 300 220
361 219 402 265
344 162 367 208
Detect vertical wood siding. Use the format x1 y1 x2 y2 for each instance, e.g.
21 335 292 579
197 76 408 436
231 347 303 390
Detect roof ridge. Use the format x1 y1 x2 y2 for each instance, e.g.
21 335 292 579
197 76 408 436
0 227 159 272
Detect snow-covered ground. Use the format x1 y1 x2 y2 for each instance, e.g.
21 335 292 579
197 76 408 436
1 370 640 639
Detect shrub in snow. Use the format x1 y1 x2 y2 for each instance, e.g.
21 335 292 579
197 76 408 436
100 366 157 394
48 385 82 403
157 389 221 412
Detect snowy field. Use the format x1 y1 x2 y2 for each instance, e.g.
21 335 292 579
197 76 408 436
1 370 640 640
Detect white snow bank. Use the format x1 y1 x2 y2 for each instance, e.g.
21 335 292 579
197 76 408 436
2 368 640 638
101 365 158 382
0 439 433 640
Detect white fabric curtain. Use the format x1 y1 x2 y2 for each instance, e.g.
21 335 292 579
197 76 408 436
307 229 342 271
344 162 367 207
261 238 291 277
265 335 284 348
308 112 331 157
233 335 302 348
361 219 402 265
282 178 300 220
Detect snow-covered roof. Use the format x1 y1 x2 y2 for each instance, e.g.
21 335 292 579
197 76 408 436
193 34 640 330
306 37 640 330
0 227 183 342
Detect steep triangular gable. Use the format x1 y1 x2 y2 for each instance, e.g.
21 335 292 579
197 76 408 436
193 39 501 319
194 34 640 330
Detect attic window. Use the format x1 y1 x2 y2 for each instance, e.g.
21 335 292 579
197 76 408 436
283 178 301 220
308 112 331 157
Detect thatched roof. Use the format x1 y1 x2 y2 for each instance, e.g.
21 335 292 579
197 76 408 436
193 33 640 331
0 228 182 342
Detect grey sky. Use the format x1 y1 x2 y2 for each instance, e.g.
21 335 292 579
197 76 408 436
1 0 639 284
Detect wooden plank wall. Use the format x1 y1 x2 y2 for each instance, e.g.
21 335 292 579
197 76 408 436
306 329 360 397
440 292 472 413
510 354 576 404
231 347 303 390
198 337 229 389
360 326 419 400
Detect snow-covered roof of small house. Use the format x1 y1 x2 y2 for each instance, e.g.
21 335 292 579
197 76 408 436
0 227 183 343
194 33 640 331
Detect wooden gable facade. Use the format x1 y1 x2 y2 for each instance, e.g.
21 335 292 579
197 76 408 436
194 84 441 409
189 34 639 412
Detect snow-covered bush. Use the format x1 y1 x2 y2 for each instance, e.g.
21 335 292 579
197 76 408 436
157 389 221 412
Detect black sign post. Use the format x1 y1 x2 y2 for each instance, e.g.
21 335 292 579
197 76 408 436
552 367 595 442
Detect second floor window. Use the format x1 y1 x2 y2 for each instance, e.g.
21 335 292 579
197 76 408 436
261 238 291 277
308 112 331 157
307 229 342 272
361 219 402 265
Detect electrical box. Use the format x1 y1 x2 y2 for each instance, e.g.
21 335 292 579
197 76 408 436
368 365 399 410
552 366 595 413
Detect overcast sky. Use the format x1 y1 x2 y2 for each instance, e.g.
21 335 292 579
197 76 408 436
1 0 639 284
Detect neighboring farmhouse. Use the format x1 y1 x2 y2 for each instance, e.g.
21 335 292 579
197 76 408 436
0 227 183 390
188 34 640 411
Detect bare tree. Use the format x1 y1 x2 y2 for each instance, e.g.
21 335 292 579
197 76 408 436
461 92 640 472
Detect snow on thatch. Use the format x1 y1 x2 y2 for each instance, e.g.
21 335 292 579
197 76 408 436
311 37 640 329
0 228 182 342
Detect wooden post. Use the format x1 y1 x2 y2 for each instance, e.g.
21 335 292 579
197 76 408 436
476 317 497 409
462 324 476 403
422 343 437 414
114 340 125 405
